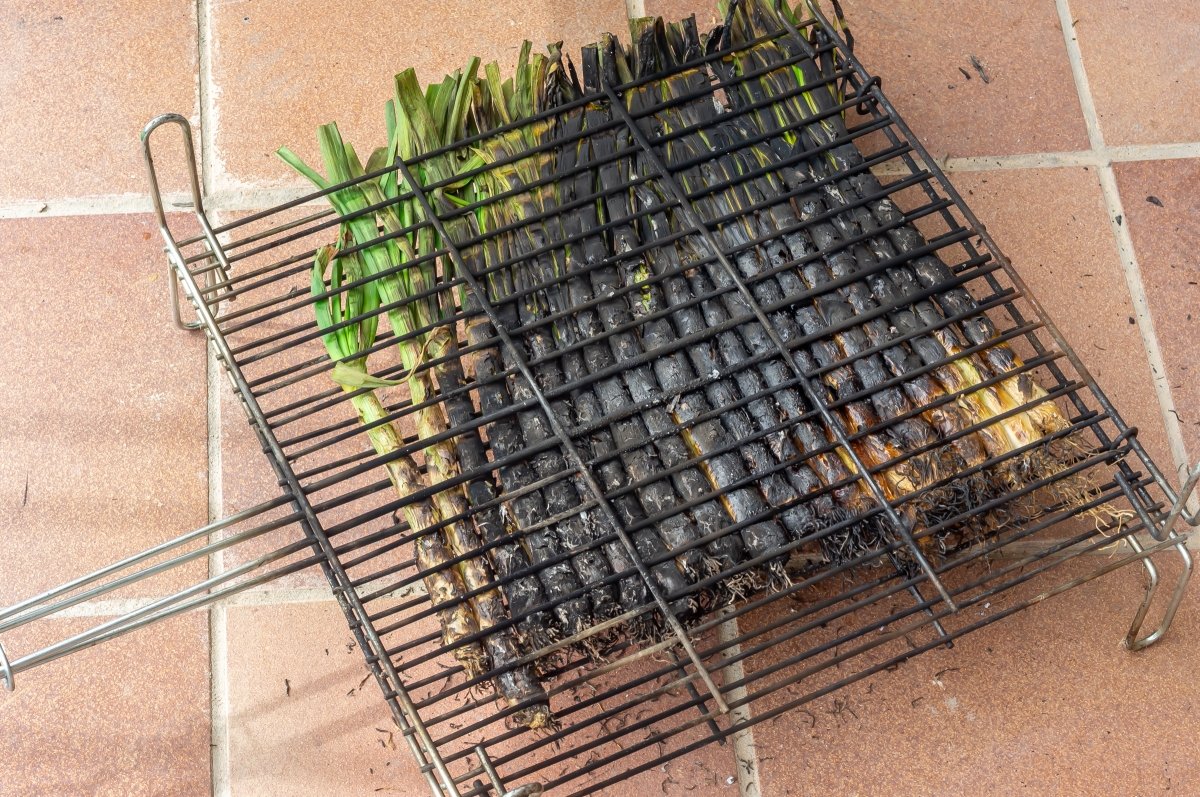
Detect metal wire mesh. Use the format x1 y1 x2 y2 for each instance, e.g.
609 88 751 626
0 3 1195 796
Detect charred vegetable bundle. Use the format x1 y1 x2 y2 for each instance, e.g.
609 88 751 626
279 0 1099 727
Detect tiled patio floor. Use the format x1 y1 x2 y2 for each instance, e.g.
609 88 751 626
0 0 1196 795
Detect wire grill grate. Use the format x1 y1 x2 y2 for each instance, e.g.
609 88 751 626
0 3 1195 795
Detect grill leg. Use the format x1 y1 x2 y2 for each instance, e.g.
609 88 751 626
1123 535 1193 651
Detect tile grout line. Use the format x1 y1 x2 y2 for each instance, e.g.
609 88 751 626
196 0 216 199
718 614 761 797
4 145 1200 221
207 337 232 797
1055 0 1193 488
199 0 230 784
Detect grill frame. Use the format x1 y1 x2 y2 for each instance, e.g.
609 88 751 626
0 2 1196 794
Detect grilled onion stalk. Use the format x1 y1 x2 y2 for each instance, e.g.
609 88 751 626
622 35 883 566
468 228 596 651
627 21 824 563
282 106 548 727
456 137 604 656
527 42 733 607
455 246 562 656
540 62 703 626
628 42 935 559
683 23 979 551
620 24 831 585
626 20 894 566
467 193 597 653
309 238 487 681
469 53 622 648
712 110 991 545
563 123 707 623
722 0 1081 494
413 67 559 660
592 36 798 591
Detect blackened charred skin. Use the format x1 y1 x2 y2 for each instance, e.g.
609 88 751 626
571 378 660 632
635 68 880 567
688 264 839 532
484 633 550 729
608 83 792 589
587 108 726 608
700 26 1003 547
522 126 624 631
505 337 605 643
632 186 803 582
459 304 555 649
477 275 592 645
724 14 1064 446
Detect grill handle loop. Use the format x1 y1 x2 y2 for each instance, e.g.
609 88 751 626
140 113 234 330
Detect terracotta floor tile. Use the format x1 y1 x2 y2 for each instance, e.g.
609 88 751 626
218 379 330 590
1114 159 1200 467
225 600 429 796
208 0 628 190
209 203 385 590
1072 0 1200 146
645 0 1089 158
0 612 210 797
0 215 208 607
749 552 1198 796
224 569 731 793
641 0 727 29
946 167 1175 473
0 1 197 202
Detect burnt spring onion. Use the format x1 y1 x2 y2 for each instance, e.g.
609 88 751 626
544 43 731 609
589 35 799 592
710 28 1005 521
305 233 486 679
624 18 897 568
632 17 895 567
705 101 985 543
280 81 549 727
462 206 598 652
409 63 597 657
617 22 821 586
681 19 971 557
707 23 998 519
468 48 624 649
723 0 1083 500
534 54 702 626
407 72 560 660
623 27 882 566
623 34 926 561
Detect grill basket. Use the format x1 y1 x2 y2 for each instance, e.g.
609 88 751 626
1 3 1197 796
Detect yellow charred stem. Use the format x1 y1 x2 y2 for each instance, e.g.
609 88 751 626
348 387 487 679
